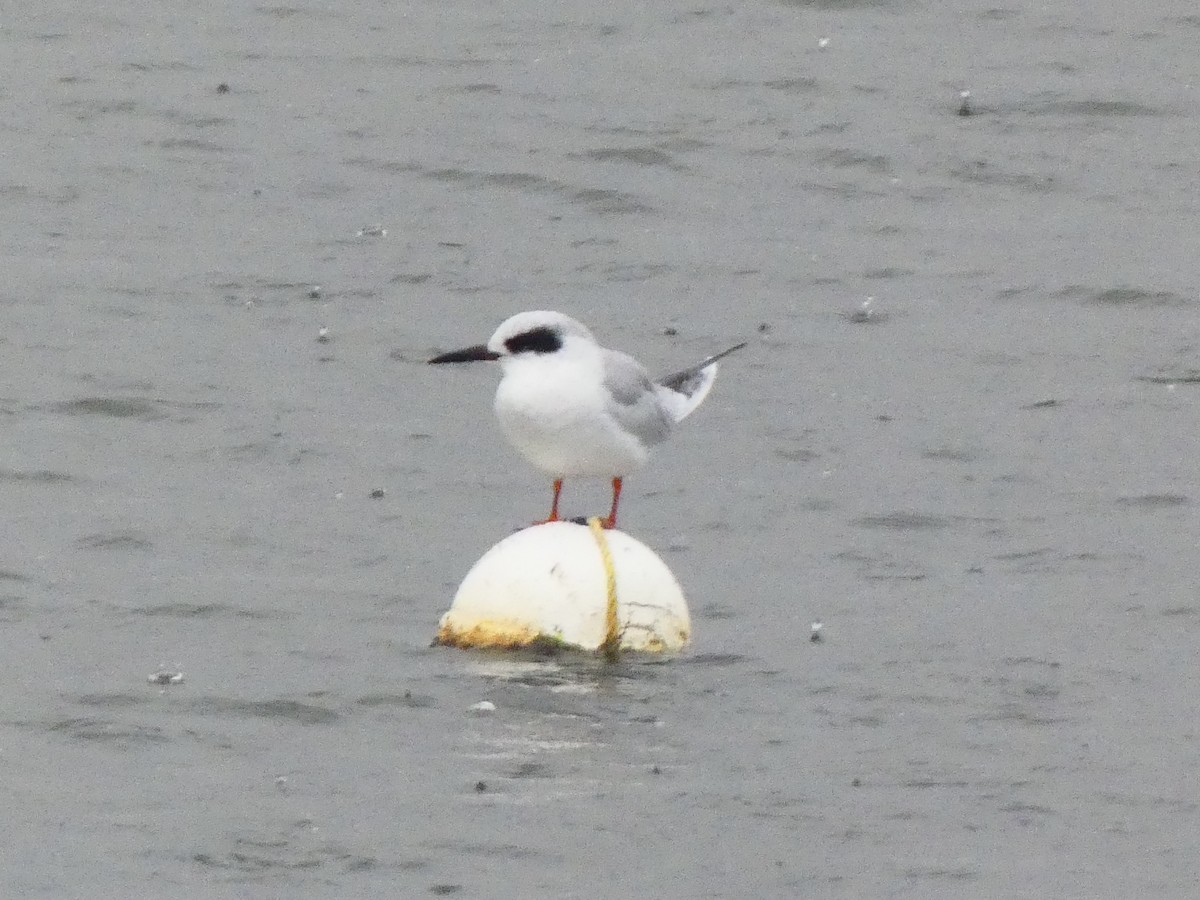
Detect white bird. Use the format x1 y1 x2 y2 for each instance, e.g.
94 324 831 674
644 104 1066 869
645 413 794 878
429 310 744 528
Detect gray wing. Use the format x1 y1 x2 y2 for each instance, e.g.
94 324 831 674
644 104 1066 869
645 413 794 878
602 349 674 447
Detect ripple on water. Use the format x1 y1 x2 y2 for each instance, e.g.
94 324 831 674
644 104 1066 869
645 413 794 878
186 697 340 725
356 691 437 709
1114 494 1189 510
695 602 739 620
903 866 978 883
1025 98 1165 118
421 839 539 861
76 530 153 551
130 602 277 620
833 549 928 581
816 148 893 174
682 652 747 668
1136 369 1200 385
763 76 820 94
922 446 980 463
53 397 165 420
599 262 675 283
853 512 950 531
0 468 78 484
421 167 655 215
77 692 145 708
1054 285 1192 308
580 147 683 169
192 825 403 878
45 716 170 746
947 160 1059 193
777 0 893 9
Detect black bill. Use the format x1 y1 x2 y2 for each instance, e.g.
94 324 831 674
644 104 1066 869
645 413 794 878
428 344 501 364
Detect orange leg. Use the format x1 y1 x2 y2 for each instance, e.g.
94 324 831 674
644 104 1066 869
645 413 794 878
604 477 623 529
545 478 563 522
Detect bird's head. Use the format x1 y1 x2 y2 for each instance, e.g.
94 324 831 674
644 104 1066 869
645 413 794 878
429 310 596 366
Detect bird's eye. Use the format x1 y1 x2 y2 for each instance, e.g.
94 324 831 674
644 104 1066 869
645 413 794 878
504 327 562 355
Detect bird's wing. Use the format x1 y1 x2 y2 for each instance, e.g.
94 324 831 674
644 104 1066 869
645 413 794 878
657 342 747 422
602 349 674 447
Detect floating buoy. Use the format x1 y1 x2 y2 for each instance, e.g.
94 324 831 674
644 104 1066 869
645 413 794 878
435 520 690 655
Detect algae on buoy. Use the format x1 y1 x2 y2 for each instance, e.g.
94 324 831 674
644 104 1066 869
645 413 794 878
435 521 690 654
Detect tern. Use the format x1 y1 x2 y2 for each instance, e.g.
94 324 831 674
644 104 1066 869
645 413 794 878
429 310 744 529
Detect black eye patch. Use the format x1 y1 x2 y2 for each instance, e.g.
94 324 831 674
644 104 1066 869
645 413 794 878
504 326 562 355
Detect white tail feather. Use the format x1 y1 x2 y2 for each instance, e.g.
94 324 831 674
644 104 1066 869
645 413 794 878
656 342 746 423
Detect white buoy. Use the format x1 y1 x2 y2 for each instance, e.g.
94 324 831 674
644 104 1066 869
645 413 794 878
435 521 690 654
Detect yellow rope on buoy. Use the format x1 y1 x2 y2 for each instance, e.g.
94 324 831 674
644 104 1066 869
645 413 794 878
588 517 621 661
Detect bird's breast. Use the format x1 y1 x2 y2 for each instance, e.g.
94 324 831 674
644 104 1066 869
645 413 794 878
493 364 647 477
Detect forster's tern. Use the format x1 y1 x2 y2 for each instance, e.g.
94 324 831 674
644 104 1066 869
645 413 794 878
429 310 744 528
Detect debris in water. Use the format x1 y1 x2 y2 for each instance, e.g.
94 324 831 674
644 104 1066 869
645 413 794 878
846 296 886 324
474 780 487 792
317 327 331 344
957 90 972 117
148 670 184 685
810 621 824 643
370 488 386 499
469 700 496 714
357 224 387 238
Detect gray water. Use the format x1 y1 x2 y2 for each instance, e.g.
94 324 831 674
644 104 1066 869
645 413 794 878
3 1 1199 896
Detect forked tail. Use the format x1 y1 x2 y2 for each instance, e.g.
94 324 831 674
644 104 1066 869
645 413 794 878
656 342 747 422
